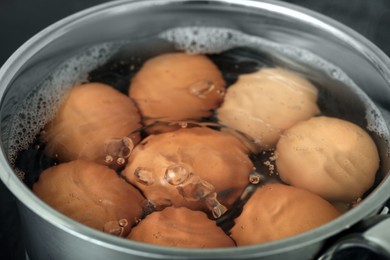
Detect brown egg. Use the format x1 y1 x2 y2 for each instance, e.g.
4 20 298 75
33 160 146 237
217 67 319 152
275 116 380 202
230 183 341 245
42 83 142 167
129 52 226 133
122 127 253 217
331 202 352 214
127 207 235 248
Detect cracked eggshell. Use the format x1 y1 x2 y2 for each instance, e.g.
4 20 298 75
129 52 226 133
33 160 146 237
230 183 341 246
42 83 142 165
122 127 253 211
217 67 320 152
275 116 380 203
127 207 235 248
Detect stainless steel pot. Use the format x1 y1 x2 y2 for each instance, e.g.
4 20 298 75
1 0 390 259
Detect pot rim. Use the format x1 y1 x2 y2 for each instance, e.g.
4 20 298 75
1 0 390 258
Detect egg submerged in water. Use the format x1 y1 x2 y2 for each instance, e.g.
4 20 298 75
122 127 254 218
275 116 380 203
42 82 142 168
230 183 341 245
129 52 226 133
127 207 235 248
33 160 146 237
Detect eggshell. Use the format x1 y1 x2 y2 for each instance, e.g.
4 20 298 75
127 207 235 248
275 116 379 202
230 183 340 245
122 127 253 212
33 160 146 237
129 52 226 132
42 83 142 165
217 67 319 151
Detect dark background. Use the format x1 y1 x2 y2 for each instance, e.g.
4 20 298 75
1 0 390 259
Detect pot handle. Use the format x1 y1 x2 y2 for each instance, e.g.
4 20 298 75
317 207 390 260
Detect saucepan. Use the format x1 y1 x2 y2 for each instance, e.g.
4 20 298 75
0 0 390 259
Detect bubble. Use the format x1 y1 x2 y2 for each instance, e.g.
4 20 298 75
105 136 135 158
217 88 226 97
188 80 215 98
116 157 126 166
118 218 129 227
134 167 154 186
249 172 262 184
171 171 226 218
105 155 114 164
103 218 129 237
103 136 135 167
205 194 228 219
177 177 214 201
178 122 188 128
164 164 191 185
211 203 228 219
263 160 275 175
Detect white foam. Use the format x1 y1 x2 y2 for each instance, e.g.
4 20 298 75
160 27 239 54
7 42 120 166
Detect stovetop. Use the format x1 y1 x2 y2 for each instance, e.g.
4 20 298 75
1 1 390 260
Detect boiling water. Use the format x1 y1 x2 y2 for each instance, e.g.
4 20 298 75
8 27 388 217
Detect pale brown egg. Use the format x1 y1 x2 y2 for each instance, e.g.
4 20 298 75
129 52 226 133
230 183 341 245
42 82 142 167
275 116 380 203
127 207 235 248
217 67 320 152
122 127 253 216
33 160 146 237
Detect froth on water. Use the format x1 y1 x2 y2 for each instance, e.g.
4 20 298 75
6 43 122 169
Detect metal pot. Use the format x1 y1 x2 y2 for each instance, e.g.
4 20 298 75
0 0 390 259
